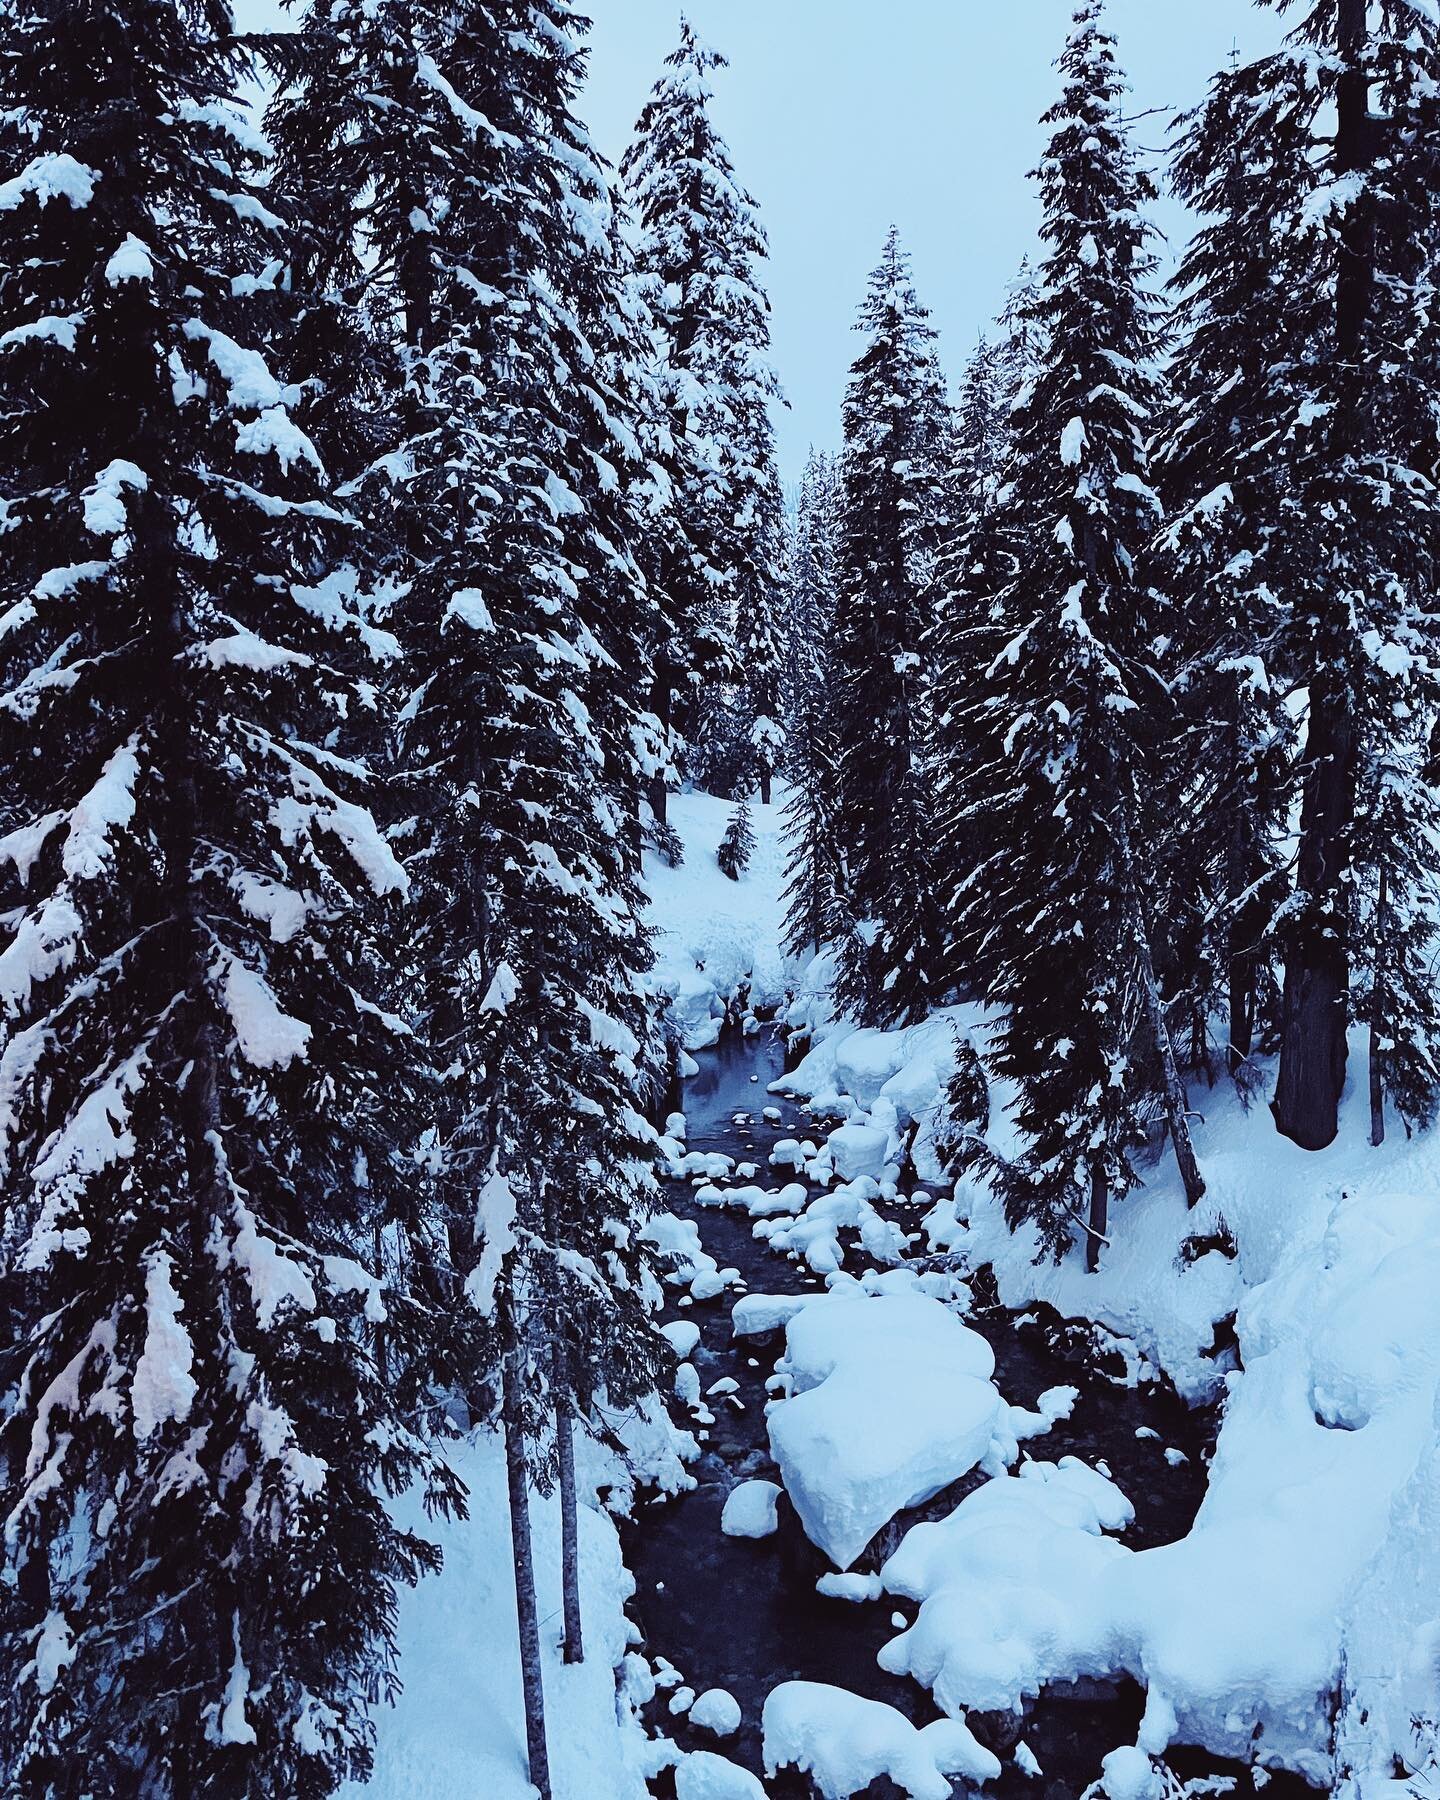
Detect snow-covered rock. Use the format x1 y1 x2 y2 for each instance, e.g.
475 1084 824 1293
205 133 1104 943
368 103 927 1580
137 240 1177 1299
878 1457 1134 1716
767 1290 1008 1568
762 1680 1000 1800
674 1750 766 1800
720 1480 782 1539
688 1689 741 1738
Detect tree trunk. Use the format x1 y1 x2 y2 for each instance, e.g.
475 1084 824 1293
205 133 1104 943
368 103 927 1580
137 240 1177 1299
1085 1158 1108 1275
1274 0 1371 1152
1224 724 1257 1079
502 1348 552 1800
552 1343 584 1665
1274 673 1357 1150
1114 810 1207 1208
1369 862 1388 1148
648 675 671 829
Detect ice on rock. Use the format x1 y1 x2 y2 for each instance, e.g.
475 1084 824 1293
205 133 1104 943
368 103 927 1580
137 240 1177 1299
767 1290 1007 1568
674 1750 766 1800
720 1479 782 1539
689 1688 742 1738
762 1680 1000 1800
878 1457 1134 1715
769 1138 805 1170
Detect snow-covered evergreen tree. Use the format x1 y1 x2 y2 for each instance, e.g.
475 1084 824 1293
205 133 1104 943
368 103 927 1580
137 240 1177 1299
269 2 671 1784
946 3 1203 1267
781 452 846 962
930 334 1016 996
717 799 756 881
622 19 783 817
830 229 949 1027
1164 0 1440 1147
0 1 459 1790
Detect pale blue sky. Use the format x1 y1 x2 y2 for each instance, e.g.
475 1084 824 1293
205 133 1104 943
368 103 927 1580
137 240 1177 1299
236 2 1286 476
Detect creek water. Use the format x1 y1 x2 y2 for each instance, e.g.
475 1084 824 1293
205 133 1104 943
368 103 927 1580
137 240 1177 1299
624 1029 1314 1800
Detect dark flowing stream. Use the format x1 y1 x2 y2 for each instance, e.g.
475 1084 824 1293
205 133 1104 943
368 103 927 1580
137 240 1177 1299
624 1030 1314 1800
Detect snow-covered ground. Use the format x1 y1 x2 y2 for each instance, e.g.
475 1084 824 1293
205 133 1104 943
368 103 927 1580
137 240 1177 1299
643 786 797 1048
340 1433 651 1800
357 787 1440 1798
775 1002 1440 1792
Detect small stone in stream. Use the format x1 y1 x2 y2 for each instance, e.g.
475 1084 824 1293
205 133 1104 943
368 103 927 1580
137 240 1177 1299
891 1612 907 1630
749 1075 759 1082
747 1358 759 1368
1164 1446 1189 1466
1135 1425 1161 1441
668 1686 696 1716
707 1377 740 1397
732 1113 749 1125
679 1296 693 1308
763 1106 782 1122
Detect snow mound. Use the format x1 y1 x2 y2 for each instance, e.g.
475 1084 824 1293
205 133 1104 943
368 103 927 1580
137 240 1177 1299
674 1749 766 1800
761 1680 1000 1800
720 1479 782 1539
878 1457 1134 1716
767 1289 1009 1568
688 1688 741 1738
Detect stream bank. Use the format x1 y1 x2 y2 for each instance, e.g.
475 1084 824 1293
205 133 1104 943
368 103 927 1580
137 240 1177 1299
624 1029 1314 1800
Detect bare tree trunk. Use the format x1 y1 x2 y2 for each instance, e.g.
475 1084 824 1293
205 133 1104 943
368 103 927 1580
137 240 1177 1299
648 676 671 829
1369 862 1388 1148
1085 1158 1108 1275
1114 812 1206 1208
1224 729 1257 1079
502 1347 552 1800
1130 908 1207 1208
552 1341 584 1665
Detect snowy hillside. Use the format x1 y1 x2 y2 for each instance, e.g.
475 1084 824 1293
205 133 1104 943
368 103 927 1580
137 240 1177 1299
643 787 797 1046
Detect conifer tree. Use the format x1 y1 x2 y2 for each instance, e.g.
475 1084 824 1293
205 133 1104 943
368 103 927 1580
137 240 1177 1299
930 335 1016 996
946 3 1204 1267
717 799 756 882
830 230 948 1027
1165 1 1440 1147
622 20 784 819
269 1 672 1785
0 1 458 1791
1152 51 1310 1082
781 453 846 961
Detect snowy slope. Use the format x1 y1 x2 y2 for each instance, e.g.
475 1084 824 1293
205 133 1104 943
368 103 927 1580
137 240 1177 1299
342 1432 652 1800
642 786 795 1047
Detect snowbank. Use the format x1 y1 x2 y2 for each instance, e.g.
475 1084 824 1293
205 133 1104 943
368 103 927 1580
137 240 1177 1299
767 1288 1011 1568
761 1680 1000 1800
643 787 794 1048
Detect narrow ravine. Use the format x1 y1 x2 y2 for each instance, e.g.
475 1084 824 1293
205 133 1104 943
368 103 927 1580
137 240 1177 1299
625 1030 1315 1800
